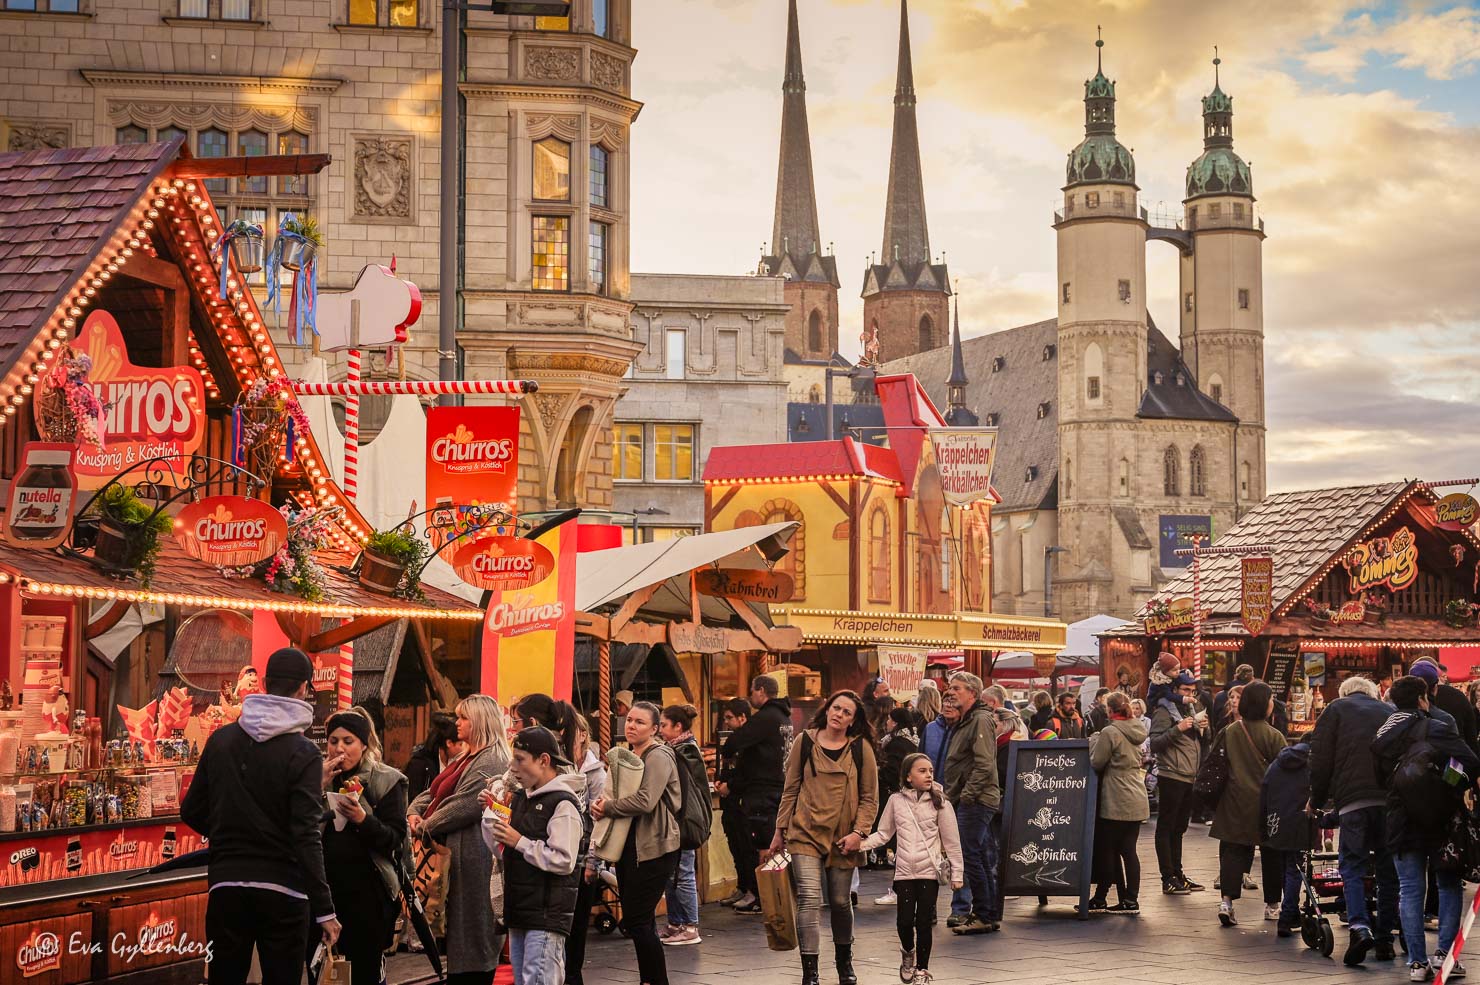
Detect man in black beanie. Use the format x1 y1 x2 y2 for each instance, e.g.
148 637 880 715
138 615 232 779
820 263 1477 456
182 647 340 985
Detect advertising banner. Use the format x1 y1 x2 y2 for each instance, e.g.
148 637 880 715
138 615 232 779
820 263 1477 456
876 646 929 703
425 406 520 551
929 428 998 507
1240 556 1274 636
1435 493 1479 532
4 442 76 549
60 311 206 489
452 535 554 592
173 496 288 568
1158 514 1213 568
480 520 577 701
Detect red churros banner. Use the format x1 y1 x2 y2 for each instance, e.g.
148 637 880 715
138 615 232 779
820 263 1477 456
425 406 520 552
174 496 287 568
480 521 576 702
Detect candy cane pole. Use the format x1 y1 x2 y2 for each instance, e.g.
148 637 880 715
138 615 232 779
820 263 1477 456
1438 885 1480 985
291 380 537 396
343 348 361 503
338 643 353 711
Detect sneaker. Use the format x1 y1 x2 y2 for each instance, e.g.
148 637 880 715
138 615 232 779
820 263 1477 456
875 890 898 905
1180 875 1206 893
1087 897 1110 914
1163 880 1191 896
1277 922 1295 938
1264 904 1280 922
1377 939 1397 962
950 915 995 935
1345 927 1374 967
945 914 966 929
912 971 933 985
1108 900 1140 915
719 889 744 906
1243 874 1258 891
658 924 682 941
1218 899 1237 927
662 926 701 947
1433 952 1467 980
732 892 758 911
899 948 915 983
1410 961 1434 982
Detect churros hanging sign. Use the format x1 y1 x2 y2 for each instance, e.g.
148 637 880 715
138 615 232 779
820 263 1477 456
426 406 520 551
174 496 288 568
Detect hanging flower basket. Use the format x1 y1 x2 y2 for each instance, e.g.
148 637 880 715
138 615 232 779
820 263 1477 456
358 528 429 599
359 549 407 595
34 349 106 448
234 377 312 484
278 214 323 273
1445 599 1478 630
85 485 173 586
280 238 317 273
229 228 266 274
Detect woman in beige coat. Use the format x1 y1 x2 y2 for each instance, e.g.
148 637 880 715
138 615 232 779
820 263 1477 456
1088 692 1150 914
767 690 879 985
591 701 681 985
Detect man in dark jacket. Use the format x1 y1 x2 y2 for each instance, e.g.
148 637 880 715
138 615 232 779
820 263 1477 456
1085 688 1111 735
944 671 1001 935
181 648 339 985
720 675 793 913
1308 675 1397 965
1213 664 1256 732
1149 672 1206 895
1412 658 1478 752
1372 675 1480 981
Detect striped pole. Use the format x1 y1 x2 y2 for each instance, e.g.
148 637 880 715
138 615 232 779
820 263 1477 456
291 379 536 397
1438 884 1480 985
338 643 353 710
598 640 611 752
343 348 361 503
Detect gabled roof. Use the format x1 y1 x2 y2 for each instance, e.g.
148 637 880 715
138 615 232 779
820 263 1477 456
861 259 951 297
0 141 177 377
1140 319 1237 422
704 435 902 485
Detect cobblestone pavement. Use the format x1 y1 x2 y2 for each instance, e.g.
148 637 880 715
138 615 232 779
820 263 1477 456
388 828 1450 985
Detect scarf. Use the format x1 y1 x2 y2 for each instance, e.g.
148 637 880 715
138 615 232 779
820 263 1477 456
425 750 475 817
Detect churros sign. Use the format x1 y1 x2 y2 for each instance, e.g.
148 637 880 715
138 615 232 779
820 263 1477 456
16 929 60 978
174 497 288 567
453 536 554 592
426 406 520 551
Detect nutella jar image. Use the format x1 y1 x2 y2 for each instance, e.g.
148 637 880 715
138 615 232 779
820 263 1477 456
4 443 76 549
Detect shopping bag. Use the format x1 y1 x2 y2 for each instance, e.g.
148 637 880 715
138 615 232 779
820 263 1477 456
309 943 352 985
756 851 798 952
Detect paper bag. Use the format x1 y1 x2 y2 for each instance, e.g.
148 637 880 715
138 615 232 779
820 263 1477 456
756 852 798 952
310 945 351 985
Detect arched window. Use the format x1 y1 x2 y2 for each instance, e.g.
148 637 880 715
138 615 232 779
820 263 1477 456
1118 458 1130 497
1189 445 1207 497
745 498 805 600
1208 372 1225 406
1083 342 1104 406
1163 446 1181 496
1064 457 1073 500
918 314 933 352
868 507 890 602
808 309 824 353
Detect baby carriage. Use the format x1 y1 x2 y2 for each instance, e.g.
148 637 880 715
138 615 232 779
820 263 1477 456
1298 812 1364 958
592 864 626 936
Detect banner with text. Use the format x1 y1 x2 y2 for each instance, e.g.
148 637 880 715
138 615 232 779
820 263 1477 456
929 428 998 507
876 646 930 703
480 520 576 702
1241 556 1274 636
426 405 520 552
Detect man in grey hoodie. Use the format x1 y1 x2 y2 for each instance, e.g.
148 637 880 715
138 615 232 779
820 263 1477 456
181 647 339 985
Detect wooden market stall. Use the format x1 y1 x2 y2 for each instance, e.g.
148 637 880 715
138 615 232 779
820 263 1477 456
1099 480 1480 735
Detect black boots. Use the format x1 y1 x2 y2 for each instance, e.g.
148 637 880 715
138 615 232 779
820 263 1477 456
801 953 820 985
836 943 857 985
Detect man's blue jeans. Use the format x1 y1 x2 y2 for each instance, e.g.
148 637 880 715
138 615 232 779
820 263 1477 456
664 849 699 926
1339 807 1398 938
956 802 998 922
1396 850 1461 964
510 927 569 985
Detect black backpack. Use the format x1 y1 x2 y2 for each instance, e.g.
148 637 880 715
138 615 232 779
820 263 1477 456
798 730 866 779
1392 719 1451 812
672 742 713 851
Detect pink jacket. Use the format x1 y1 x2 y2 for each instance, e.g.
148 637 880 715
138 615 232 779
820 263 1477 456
860 785 964 884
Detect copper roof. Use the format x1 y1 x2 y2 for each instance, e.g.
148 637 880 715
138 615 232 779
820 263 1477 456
0 141 177 378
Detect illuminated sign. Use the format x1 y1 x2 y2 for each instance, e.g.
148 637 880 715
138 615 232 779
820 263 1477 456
452 536 554 591
1436 494 1478 532
1345 526 1419 595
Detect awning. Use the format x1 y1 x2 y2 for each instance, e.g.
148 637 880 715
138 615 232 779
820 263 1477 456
775 608 1067 654
1060 615 1129 658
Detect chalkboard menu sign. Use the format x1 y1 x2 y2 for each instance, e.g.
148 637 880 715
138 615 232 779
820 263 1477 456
1265 643 1299 697
1000 740 1098 917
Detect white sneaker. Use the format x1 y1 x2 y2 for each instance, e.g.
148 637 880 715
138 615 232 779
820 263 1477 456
875 889 898 905
1243 874 1258 890
1433 952 1467 980
732 892 758 911
912 971 934 985
1410 960 1434 982
1218 899 1237 927
1264 904 1280 922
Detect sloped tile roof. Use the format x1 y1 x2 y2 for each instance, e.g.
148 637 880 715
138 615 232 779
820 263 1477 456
1148 481 1410 615
0 142 175 376
884 318 1059 512
703 436 902 484
1140 319 1238 422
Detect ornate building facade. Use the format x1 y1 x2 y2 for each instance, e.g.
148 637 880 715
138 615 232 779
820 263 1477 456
886 45 1268 624
0 0 641 512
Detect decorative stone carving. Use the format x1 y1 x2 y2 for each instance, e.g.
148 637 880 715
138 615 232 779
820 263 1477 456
525 113 581 141
6 122 69 152
532 392 572 435
590 52 626 92
352 134 413 222
588 118 626 151
525 46 580 82
105 100 316 134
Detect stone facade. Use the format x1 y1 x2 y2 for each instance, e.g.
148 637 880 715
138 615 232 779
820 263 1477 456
861 286 949 366
0 0 641 513
616 273 790 540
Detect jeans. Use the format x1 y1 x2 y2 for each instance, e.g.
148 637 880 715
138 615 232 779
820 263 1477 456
949 885 972 917
956 802 999 922
664 849 699 926
894 879 939 969
1093 819 1142 902
205 886 310 985
1261 848 1303 927
616 828 679 985
1155 777 1195 882
1397 850 1462 964
1339 806 1399 938
510 928 568 985
791 854 854 956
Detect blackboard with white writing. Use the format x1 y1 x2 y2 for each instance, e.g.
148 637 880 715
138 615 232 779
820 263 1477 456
1000 740 1098 918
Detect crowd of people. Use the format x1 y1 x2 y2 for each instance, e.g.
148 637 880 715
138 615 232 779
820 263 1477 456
177 647 1480 985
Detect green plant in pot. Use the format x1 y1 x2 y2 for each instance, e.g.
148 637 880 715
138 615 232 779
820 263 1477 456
361 527 428 600
279 214 323 272
87 485 173 586
1446 598 1477 629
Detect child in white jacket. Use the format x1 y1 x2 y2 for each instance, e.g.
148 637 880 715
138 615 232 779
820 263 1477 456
861 753 964 985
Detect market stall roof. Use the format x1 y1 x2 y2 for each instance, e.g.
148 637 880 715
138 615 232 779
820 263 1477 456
576 521 797 619
0 537 481 623
1060 614 1127 657
990 650 1099 680
703 437 902 485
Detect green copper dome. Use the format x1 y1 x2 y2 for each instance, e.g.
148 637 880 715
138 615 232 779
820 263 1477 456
1185 146 1251 198
1086 70 1114 101
1067 135 1136 186
1202 83 1232 115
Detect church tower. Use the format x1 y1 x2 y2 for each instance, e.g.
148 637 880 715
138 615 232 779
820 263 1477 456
759 0 840 361
1180 53 1266 507
861 0 950 365
1052 36 1148 605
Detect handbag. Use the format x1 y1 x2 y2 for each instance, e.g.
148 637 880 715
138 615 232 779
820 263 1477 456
1193 729 1231 809
756 851 799 951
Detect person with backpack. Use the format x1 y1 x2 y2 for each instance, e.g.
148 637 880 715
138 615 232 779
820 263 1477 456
590 701 682 985
767 690 880 985
721 675 793 914
319 707 408 985
1048 692 1086 740
1373 675 1480 982
860 753 963 985
658 704 707 946
1209 682 1287 928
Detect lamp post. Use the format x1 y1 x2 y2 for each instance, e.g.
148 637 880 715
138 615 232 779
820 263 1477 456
438 0 571 406
1043 545 1067 618
631 506 669 545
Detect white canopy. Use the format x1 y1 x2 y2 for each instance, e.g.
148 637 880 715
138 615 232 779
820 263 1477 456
1059 614 1130 658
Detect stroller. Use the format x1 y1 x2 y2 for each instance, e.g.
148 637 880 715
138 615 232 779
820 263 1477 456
592 864 626 936
1297 812 1367 958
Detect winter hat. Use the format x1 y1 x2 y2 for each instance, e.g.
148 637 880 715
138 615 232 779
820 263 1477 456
918 679 939 692
264 647 314 685
1410 661 1441 690
1032 728 1058 741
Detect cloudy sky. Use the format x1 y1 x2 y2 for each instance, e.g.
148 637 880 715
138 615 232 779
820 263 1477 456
626 0 1480 494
